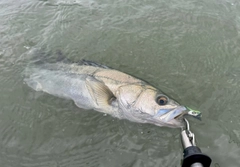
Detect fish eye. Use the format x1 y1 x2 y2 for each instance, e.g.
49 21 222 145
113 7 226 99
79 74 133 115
156 95 168 105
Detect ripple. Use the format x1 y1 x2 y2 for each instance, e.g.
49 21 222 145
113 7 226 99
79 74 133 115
1 0 240 166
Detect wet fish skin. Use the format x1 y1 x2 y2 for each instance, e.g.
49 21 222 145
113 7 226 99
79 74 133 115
24 61 189 128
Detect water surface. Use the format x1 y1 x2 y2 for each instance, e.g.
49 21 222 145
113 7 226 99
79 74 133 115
1 0 240 166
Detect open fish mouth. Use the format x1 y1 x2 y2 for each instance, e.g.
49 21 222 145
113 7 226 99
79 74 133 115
174 112 187 119
160 106 188 122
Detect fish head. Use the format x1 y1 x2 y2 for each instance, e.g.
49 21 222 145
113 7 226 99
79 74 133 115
129 87 187 128
117 85 200 128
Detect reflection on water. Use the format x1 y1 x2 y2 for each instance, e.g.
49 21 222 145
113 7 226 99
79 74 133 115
1 0 240 166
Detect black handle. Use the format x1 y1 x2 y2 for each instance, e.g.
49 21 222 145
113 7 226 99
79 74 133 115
182 146 212 167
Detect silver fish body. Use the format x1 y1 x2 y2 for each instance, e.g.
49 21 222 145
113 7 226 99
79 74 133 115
24 61 189 128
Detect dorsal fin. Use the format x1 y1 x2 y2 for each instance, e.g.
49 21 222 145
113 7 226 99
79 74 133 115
28 48 72 65
79 59 112 69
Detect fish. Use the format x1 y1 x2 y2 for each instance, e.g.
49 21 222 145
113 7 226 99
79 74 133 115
24 60 201 128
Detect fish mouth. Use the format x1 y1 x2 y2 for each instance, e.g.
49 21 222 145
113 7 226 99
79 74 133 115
160 106 188 122
152 106 188 128
151 106 202 128
157 106 202 127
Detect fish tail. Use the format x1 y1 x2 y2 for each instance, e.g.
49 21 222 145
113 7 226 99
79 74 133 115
24 78 43 91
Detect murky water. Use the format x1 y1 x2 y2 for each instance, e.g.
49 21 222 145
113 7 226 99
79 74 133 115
1 0 240 166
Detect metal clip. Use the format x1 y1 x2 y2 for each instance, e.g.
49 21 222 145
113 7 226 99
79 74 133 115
181 118 196 149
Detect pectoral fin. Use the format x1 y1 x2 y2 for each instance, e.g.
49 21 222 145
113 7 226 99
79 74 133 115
85 77 115 108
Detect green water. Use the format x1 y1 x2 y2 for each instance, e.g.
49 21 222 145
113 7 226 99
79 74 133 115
1 0 240 166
